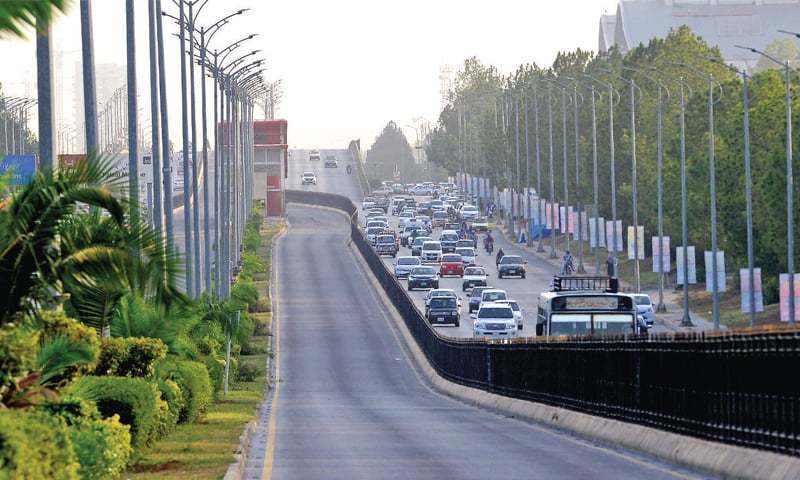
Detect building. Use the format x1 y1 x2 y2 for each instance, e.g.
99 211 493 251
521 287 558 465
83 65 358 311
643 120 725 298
599 0 800 70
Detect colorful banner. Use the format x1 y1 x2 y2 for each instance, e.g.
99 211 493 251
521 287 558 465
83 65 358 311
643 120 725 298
567 207 575 235
676 246 697 285
589 217 605 248
0 154 37 185
559 206 567 234
579 211 589 241
545 203 553 228
552 203 560 230
605 220 623 252
652 236 671 273
740 268 764 313
704 251 726 292
780 274 800 322
627 226 645 260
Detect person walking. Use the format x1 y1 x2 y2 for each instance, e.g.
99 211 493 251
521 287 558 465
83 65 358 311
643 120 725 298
562 250 575 276
606 253 616 277
496 248 505 267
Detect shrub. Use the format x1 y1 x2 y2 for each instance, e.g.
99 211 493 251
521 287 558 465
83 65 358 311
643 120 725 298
39 395 100 424
158 360 213 423
203 355 225 396
0 322 38 393
154 378 184 435
94 337 167 378
0 409 80 480
236 361 262 382
68 376 166 450
69 416 132 480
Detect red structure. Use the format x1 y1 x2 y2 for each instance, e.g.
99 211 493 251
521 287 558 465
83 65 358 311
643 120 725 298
253 119 288 217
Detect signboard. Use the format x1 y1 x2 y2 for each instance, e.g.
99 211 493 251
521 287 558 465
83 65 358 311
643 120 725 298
0 154 37 185
589 217 605 248
652 236 670 273
676 246 697 285
780 274 800 322
552 203 560 229
704 251 726 292
740 268 764 313
559 206 567 234
567 206 575 234
627 226 645 260
605 220 623 252
579 211 589 241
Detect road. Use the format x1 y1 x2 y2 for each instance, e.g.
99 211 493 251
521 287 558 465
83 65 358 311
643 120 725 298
287 149 672 337
269 202 698 479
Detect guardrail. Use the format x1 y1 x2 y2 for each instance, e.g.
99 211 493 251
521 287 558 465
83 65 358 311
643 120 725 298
285 189 800 458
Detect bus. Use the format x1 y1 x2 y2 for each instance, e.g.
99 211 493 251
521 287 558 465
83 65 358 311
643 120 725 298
535 276 643 337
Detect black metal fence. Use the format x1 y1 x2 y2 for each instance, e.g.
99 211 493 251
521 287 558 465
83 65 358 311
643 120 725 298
286 189 800 457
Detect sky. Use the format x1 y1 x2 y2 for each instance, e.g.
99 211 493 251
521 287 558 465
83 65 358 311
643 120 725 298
0 0 619 151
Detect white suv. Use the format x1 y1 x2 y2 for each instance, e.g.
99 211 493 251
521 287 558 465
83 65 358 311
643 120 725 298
459 204 479 220
301 172 317 185
421 241 443 264
473 302 518 338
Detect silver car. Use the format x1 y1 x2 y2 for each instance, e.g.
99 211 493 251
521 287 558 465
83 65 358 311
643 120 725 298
394 256 421 279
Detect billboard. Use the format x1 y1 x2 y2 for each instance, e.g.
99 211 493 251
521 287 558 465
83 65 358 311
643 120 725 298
780 274 800 322
676 246 697 285
704 251 726 292
740 268 764 314
627 226 645 260
652 236 670 273
605 220 623 252
589 217 605 248
0 154 37 185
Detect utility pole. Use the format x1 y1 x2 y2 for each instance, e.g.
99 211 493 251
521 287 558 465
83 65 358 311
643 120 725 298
80 0 98 156
126 0 139 227
178 0 194 297
148 0 163 233
36 20 55 170
156 0 174 250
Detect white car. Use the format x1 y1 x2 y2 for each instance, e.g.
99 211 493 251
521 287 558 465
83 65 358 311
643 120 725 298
455 247 476 266
398 211 416 229
473 302 518 338
365 226 385 245
421 241 443 264
497 299 524 330
480 288 508 306
459 205 480 220
462 266 488 291
411 236 432 256
301 172 317 185
362 201 376 211
394 256 421 278
366 220 388 230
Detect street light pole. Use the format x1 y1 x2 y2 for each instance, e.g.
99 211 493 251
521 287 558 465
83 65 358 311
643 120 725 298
155 0 174 250
36 22 55 169
524 88 532 246
80 0 99 156
547 84 557 258
148 0 163 234
177 0 194 297
126 0 139 228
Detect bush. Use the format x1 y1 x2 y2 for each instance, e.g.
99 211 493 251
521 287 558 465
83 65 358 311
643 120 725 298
36 311 101 385
39 395 100 424
0 322 39 393
94 337 167 378
236 361 262 382
68 416 132 480
69 376 166 450
203 355 225 396
154 378 184 435
0 409 80 480
158 360 213 423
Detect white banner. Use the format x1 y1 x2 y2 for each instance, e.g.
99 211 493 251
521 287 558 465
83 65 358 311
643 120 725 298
605 220 623 252
590 217 605 248
704 251 726 292
740 268 764 313
676 246 697 285
545 203 553 228
552 203 560 230
567 207 575 235
579 211 589 241
780 274 800 322
559 206 567 234
627 226 645 260
652 236 671 273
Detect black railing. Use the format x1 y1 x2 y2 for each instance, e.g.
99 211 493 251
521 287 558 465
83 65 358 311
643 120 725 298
286 189 800 458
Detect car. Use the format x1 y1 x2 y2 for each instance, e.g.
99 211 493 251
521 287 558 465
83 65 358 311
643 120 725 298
439 254 464 277
473 302 518 338
424 288 460 310
444 222 461 232
631 294 655 327
421 241 443 264
462 266 488 291
497 299 524 330
410 236 432 256
456 239 474 250
400 226 421 246
455 247 476 266
417 215 432 229
398 211 416 229
468 286 495 313
459 204 480 220
309 150 320 161
372 186 393 197
324 157 338 168
365 226 386 245
376 234 398 257
366 220 388 231
392 183 404 194
432 210 449 228
408 266 440 291
301 171 317 185
438 230 460 253
391 198 406 215
394 256 421 278
497 255 527 278
362 200 376 211
426 296 460 327
471 216 489 232
480 288 508 306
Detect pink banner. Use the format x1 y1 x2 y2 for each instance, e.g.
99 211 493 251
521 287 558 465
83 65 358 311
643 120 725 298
780 274 800 322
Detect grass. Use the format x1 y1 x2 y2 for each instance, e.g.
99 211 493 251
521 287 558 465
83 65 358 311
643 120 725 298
125 217 282 479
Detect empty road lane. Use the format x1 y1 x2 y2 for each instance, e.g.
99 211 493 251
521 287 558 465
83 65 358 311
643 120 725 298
266 203 698 480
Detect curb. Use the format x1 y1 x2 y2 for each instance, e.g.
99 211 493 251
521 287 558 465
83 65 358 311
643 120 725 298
344 211 800 480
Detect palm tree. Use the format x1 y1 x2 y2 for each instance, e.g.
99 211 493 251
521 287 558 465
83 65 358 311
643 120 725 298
0 0 69 38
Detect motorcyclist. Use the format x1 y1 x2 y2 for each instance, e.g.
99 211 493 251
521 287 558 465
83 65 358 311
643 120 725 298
561 250 575 275
484 231 494 253
346 164 352 174
496 248 505 266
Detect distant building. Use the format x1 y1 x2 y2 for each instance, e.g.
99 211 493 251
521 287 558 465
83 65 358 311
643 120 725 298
599 0 800 71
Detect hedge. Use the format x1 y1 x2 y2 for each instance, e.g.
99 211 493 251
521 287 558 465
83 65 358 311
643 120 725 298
69 376 166 450
155 378 184 435
94 337 167 378
0 409 80 480
158 360 213 423
0 322 39 392
69 416 132 480
37 311 101 384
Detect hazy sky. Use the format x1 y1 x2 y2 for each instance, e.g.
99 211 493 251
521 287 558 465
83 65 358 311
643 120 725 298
0 0 619 150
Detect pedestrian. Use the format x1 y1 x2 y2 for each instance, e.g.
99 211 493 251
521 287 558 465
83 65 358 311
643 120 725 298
562 250 575 276
606 253 616 277
496 248 505 266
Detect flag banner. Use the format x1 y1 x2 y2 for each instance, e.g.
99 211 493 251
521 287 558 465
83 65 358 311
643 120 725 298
538 199 547 225
740 268 764 313
704 251 726 292
627 226 645 260
545 203 553 228
652 236 670 273
780 274 800 322
590 217 606 248
605 220 623 252
552 203 560 229
559 206 567 233
580 211 589 241
676 246 697 285
567 207 575 235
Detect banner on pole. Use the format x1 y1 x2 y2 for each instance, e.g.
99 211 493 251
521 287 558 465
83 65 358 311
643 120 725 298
559 206 567 234
579 211 589 241
779 274 800 322
676 246 697 285
567 207 575 235
652 236 670 273
605 220 623 252
627 226 645 260
704 251 727 292
552 203 560 230
740 268 764 313
545 203 552 228
590 217 605 248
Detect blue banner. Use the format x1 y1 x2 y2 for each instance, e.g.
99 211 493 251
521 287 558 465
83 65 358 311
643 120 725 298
0 154 37 185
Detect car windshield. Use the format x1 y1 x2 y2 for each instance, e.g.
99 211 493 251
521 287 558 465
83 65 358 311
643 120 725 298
367 227 383 234
502 301 520 311
413 238 431 246
500 256 523 265
397 258 419 265
440 234 458 242
430 298 457 309
303 172 314 176
433 212 448 218
478 307 513 319
441 255 461 262
462 206 478 212
633 296 652 306
474 217 487 223
483 291 507 302
422 242 441 250
377 236 394 243
456 248 474 256
470 287 488 298
412 267 436 275
464 268 485 276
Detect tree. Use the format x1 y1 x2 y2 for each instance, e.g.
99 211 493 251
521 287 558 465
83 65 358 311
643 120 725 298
365 122 418 185
0 0 69 38
755 38 800 73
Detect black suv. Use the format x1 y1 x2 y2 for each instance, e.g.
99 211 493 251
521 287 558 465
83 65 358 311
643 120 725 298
408 266 440 291
426 297 460 326
497 255 527 279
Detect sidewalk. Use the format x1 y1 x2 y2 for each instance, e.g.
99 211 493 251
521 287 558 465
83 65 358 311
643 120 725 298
491 217 718 332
